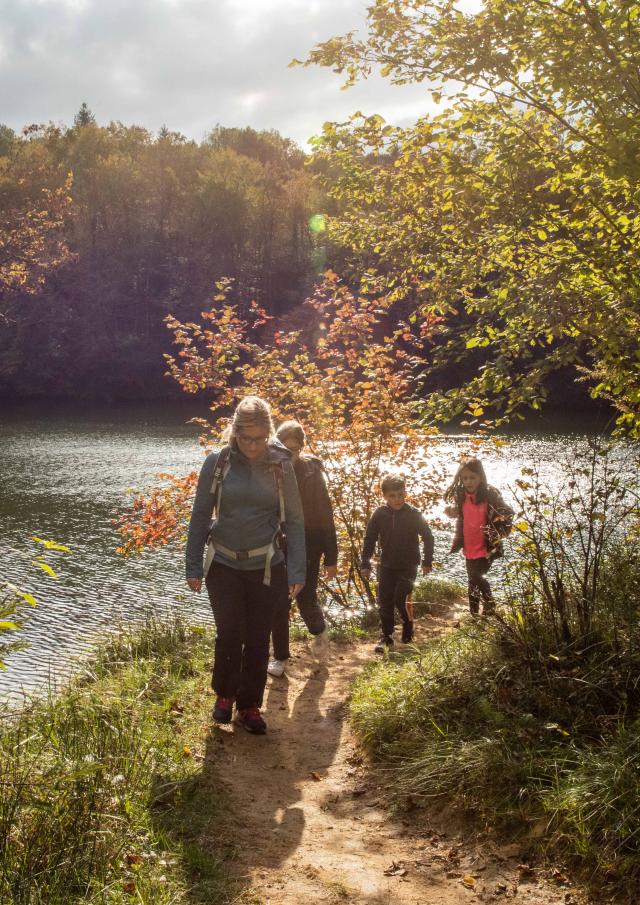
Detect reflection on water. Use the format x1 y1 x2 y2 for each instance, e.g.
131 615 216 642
0 407 619 700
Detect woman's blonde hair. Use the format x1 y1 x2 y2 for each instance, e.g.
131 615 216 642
224 396 275 445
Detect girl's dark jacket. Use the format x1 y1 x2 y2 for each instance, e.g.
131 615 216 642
294 455 338 567
449 485 514 561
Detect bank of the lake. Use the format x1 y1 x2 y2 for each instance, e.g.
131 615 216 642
3 595 624 905
0 404 623 699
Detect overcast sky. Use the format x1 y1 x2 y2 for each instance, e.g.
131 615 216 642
0 0 445 148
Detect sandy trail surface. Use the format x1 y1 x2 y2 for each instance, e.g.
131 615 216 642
205 613 594 905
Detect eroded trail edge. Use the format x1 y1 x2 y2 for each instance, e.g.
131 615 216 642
208 614 591 905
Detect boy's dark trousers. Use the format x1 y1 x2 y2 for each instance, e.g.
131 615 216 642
378 565 417 641
271 545 326 661
465 557 494 614
206 560 287 709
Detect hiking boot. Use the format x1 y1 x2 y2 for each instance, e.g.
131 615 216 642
374 636 394 654
268 658 286 678
401 621 414 644
235 707 267 735
310 628 329 659
212 696 233 724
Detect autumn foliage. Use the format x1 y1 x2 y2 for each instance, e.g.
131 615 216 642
117 275 444 606
0 167 73 320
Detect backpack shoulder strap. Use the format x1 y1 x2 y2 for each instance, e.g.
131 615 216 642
210 446 232 519
272 461 286 525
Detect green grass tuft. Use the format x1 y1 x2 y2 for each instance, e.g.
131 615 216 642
0 617 236 905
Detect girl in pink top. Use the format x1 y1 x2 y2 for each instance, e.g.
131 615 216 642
444 458 514 615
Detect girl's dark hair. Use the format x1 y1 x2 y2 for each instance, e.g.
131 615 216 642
443 457 488 504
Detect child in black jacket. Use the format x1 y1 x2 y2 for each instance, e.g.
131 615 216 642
360 473 434 651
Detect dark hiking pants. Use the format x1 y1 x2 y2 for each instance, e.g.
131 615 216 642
465 556 494 614
378 565 417 640
206 560 287 709
271 546 326 661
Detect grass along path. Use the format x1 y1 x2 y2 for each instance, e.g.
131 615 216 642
1 607 606 904
219 607 597 905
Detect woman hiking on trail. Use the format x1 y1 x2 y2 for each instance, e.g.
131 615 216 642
444 457 513 615
268 420 338 678
185 396 306 734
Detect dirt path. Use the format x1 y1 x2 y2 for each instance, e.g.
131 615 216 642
207 612 593 905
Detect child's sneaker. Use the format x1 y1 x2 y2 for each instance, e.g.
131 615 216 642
401 621 414 644
310 628 329 659
235 707 267 734
212 696 234 724
268 658 286 678
374 636 394 653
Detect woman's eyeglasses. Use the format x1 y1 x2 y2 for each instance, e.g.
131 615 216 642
237 433 269 447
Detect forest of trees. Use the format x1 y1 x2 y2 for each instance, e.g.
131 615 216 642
3 0 638 431
0 113 322 401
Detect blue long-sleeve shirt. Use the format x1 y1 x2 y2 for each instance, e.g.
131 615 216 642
185 441 306 585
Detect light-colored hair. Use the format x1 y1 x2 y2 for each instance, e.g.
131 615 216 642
224 396 275 445
380 473 406 494
276 419 306 449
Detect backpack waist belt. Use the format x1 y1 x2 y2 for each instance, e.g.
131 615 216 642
203 536 280 586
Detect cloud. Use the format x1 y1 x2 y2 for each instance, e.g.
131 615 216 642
0 0 436 147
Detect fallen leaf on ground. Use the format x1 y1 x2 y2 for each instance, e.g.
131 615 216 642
384 861 407 877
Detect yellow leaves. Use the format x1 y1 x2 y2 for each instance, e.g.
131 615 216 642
17 590 37 607
34 561 57 579
32 536 72 553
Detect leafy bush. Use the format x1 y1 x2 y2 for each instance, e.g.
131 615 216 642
350 445 640 890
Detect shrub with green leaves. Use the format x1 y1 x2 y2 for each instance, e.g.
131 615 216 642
350 445 640 889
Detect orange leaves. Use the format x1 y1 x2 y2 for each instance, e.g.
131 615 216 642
118 274 444 606
116 472 198 556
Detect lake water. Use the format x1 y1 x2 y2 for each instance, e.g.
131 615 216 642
0 405 622 700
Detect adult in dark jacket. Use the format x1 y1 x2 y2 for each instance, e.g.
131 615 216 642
268 420 338 677
186 397 305 733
